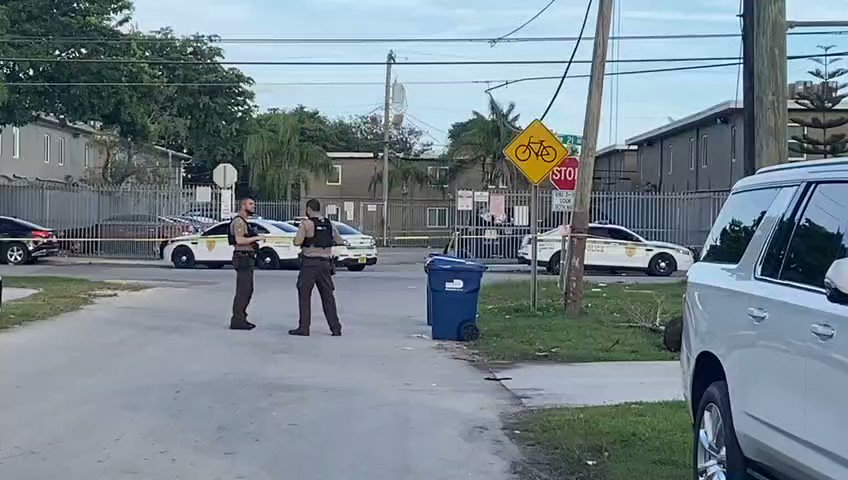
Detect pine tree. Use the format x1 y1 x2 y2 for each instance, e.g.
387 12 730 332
790 45 848 158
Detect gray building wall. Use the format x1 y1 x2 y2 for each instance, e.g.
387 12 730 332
594 148 638 192
305 155 486 201
0 118 187 186
631 106 848 193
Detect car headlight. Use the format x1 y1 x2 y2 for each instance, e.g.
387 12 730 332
368 237 376 248
344 239 352 247
676 248 692 256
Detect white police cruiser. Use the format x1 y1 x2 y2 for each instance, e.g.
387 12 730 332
518 223 695 276
285 218 378 271
162 219 300 270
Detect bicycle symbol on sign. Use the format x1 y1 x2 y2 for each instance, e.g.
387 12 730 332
514 136 558 163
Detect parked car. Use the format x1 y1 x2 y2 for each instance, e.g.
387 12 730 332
0 216 59 265
683 159 848 480
162 219 300 269
59 214 195 258
163 215 213 234
517 223 695 276
285 218 378 271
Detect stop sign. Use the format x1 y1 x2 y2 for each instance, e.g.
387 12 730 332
550 157 579 191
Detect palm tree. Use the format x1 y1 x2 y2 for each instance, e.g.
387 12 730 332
446 96 522 189
368 155 433 198
244 112 332 201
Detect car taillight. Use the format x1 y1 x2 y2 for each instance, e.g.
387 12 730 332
32 230 53 239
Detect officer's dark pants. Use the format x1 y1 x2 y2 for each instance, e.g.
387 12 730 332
231 251 255 326
297 256 341 333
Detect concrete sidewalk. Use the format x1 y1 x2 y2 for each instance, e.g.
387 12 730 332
2 287 39 303
495 361 683 408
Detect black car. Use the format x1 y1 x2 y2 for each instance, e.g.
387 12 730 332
0 216 59 265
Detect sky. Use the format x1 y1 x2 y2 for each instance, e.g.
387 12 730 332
129 0 848 151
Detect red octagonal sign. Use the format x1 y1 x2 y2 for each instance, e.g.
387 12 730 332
550 156 579 191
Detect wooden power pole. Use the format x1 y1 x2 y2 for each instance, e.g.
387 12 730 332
743 0 787 174
565 0 614 315
381 50 395 246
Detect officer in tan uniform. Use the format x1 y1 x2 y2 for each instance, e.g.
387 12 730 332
228 195 263 330
289 199 344 336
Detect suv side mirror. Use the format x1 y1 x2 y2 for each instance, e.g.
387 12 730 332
824 258 848 305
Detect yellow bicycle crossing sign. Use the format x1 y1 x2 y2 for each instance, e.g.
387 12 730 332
503 119 569 185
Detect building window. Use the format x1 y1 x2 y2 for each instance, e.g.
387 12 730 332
426 207 448 228
326 165 342 185
701 134 709 168
427 166 449 187
57 137 65 166
689 138 696 170
43 134 50 164
788 124 807 161
12 127 19 159
730 126 737 163
667 145 673 175
84 143 91 168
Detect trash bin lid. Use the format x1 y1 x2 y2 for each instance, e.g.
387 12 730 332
425 254 487 272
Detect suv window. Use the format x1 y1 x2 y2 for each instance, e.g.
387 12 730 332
774 183 848 288
701 188 780 264
203 223 230 236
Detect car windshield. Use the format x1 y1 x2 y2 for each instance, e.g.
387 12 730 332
269 221 299 233
334 222 361 235
7 218 50 230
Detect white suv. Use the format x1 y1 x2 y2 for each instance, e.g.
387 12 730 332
683 159 848 480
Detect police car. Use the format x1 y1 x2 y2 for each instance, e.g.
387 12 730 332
518 223 695 276
162 219 300 269
285 219 378 271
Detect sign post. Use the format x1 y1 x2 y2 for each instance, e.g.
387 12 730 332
503 119 568 311
550 157 580 294
213 163 238 220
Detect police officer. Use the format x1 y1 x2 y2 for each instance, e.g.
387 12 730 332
229 195 263 330
289 198 343 337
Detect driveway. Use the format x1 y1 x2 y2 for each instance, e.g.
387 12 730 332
0 269 518 479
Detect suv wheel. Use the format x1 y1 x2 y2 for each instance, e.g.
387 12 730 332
694 381 748 480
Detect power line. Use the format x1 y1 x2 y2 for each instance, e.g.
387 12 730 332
487 61 742 92
540 0 593 120
0 54 786 66
0 30 844 44
405 113 450 135
486 50 848 91
3 80 504 87
491 0 558 46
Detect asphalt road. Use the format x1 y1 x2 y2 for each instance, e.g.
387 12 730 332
0 262 521 480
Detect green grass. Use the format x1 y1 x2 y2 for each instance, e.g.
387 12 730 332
516 402 692 480
1 276 143 329
474 280 685 362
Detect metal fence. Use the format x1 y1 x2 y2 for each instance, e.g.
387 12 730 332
0 184 729 261
452 190 729 261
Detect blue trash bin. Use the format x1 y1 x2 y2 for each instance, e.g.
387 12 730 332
425 255 487 341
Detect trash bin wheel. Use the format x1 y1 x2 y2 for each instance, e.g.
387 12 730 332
460 323 480 342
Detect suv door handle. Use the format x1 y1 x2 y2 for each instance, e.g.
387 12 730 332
747 308 769 323
811 324 836 341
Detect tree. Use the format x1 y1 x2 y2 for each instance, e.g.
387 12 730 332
84 135 172 186
368 156 432 197
335 114 433 157
790 45 848 158
446 96 523 188
140 29 256 181
244 112 332 200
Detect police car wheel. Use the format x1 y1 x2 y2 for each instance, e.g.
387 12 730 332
460 323 481 342
171 247 195 269
256 248 280 270
648 253 676 277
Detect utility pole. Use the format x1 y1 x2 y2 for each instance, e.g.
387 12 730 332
743 0 787 174
381 50 395 247
565 0 614 315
